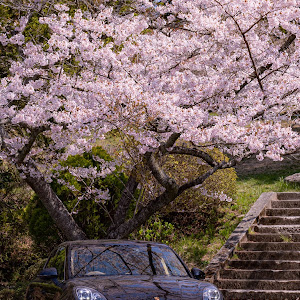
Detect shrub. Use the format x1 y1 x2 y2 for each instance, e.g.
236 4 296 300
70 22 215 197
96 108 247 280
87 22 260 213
25 199 62 251
130 216 177 245
0 289 15 300
129 146 237 238
0 162 38 283
162 147 237 234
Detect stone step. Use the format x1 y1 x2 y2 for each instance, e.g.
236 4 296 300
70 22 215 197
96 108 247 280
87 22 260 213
220 289 300 300
253 225 300 234
220 269 300 280
227 260 300 270
271 200 300 208
215 192 300 298
240 242 300 251
216 279 300 290
259 216 300 225
266 208 300 216
235 250 300 261
277 193 300 200
247 233 300 242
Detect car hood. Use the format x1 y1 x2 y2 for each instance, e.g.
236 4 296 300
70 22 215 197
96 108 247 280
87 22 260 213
64 275 214 299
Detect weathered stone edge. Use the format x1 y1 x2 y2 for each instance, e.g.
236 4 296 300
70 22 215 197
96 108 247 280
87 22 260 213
277 192 300 200
284 173 300 184
204 191 277 283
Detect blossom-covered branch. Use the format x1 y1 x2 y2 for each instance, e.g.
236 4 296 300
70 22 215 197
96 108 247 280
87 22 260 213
0 0 299 239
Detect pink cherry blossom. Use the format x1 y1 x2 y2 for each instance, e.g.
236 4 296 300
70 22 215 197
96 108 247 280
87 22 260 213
0 0 298 211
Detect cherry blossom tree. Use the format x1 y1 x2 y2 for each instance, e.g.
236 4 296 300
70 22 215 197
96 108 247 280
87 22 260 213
0 0 299 240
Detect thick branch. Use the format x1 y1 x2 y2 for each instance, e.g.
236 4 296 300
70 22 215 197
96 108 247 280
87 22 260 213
168 146 217 167
165 132 181 149
178 159 236 195
159 132 181 154
20 159 87 241
107 157 237 239
145 152 178 190
0 125 7 150
107 159 237 239
178 164 219 195
279 34 296 53
16 125 49 165
107 171 138 233
108 133 181 236
1 117 86 241
107 181 178 239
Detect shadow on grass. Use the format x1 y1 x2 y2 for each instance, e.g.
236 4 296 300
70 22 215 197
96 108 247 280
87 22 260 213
238 168 300 184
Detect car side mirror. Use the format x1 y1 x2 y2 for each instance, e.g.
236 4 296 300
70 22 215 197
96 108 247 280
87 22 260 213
191 267 205 280
38 267 58 280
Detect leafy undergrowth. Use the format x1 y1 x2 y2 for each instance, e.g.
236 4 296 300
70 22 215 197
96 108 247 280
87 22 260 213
171 168 300 270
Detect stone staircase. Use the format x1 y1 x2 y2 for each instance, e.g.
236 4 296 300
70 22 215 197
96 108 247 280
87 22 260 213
206 192 300 300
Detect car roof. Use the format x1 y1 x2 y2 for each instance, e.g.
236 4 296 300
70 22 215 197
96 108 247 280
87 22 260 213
58 239 169 248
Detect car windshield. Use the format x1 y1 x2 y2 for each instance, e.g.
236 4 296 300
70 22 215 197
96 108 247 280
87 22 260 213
70 244 189 278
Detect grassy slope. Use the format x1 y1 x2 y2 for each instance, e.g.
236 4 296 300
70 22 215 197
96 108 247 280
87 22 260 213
171 168 300 270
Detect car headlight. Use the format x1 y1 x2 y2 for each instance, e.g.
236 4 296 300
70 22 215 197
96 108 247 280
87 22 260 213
203 286 221 300
75 287 107 300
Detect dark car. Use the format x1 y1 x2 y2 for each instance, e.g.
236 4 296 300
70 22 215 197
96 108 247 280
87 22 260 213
26 240 223 300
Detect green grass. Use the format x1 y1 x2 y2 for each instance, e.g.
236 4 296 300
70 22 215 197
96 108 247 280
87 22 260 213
171 168 300 270
280 235 293 243
234 169 300 215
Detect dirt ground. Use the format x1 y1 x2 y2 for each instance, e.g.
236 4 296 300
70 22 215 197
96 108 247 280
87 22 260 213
235 151 300 177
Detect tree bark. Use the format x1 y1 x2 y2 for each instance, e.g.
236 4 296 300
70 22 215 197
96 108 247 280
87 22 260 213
107 172 138 234
107 186 178 239
107 159 236 239
22 160 87 241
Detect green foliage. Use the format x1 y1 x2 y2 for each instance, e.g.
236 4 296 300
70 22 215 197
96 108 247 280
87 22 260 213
161 147 237 234
25 198 61 248
22 258 47 282
0 162 38 283
23 13 51 43
0 3 52 79
0 288 15 300
0 280 40 300
107 0 135 15
170 235 210 270
28 282 62 293
0 5 20 78
130 216 177 244
279 25 288 34
25 146 128 248
0 163 45 300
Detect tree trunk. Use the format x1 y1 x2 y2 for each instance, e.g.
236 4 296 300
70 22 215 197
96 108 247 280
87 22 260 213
22 161 87 241
107 172 138 234
107 186 178 239
107 161 227 239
